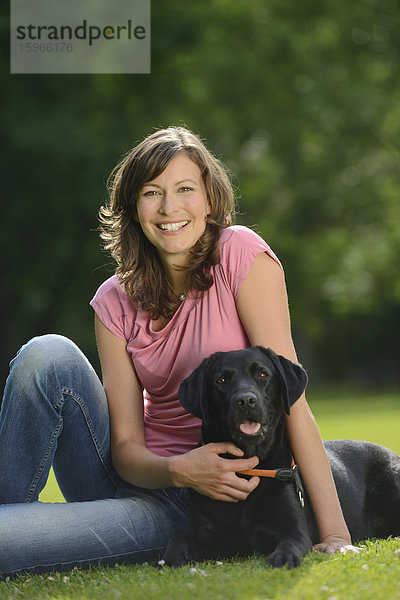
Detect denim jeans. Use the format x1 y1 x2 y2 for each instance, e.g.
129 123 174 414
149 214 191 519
0 335 188 578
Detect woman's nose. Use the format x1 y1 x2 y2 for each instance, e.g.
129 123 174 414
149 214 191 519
159 191 178 215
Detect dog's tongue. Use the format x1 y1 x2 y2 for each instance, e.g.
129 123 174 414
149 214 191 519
240 420 261 435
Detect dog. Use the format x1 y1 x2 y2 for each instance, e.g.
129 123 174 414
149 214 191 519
163 346 400 568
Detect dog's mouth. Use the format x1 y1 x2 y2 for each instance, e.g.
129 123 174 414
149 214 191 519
239 419 263 436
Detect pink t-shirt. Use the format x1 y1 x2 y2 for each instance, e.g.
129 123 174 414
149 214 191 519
90 226 281 457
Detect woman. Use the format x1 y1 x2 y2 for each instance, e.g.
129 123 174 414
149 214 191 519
0 126 355 578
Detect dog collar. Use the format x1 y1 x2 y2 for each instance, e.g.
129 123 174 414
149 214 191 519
238 456 295 479
238 458 305 508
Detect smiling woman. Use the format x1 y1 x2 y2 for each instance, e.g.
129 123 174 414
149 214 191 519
99 127 235 321
135 154 211 272
0 126 356 579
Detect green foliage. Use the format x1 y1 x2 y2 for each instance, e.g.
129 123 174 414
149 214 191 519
2 0 400 384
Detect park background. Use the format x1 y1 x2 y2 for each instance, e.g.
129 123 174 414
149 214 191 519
1 0 400 393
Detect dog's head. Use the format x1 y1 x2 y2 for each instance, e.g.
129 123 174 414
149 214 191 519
179 347 308 457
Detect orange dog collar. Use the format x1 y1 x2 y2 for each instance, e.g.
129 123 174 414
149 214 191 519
238 457 295 479
238 458 305 508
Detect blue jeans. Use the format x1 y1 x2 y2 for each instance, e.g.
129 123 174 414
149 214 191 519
0 335 188 578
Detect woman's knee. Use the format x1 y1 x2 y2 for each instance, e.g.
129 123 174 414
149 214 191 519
10 335 81 375
3 334 103 420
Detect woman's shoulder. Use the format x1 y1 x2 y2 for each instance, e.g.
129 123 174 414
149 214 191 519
215 226 282 299
91 274 137 317
219 224 269 246
218 225 281 266
92 274 123 298
90 274 137 340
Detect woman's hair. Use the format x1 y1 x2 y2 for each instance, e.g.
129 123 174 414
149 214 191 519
99 126 236 319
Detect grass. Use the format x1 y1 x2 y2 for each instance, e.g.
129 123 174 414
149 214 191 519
3 388 400 599
1 540 400 600
38 469 65 503
309 388 400 454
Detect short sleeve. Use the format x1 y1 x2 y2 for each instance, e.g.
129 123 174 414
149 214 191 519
218 226 283 299
90 275 137 341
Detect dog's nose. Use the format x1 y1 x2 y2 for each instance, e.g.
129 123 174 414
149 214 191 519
237 394 257 409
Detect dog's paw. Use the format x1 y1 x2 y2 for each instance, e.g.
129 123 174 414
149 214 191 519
162 533 191 568
161 555 190 568
267 549 301 569
161 549 190 568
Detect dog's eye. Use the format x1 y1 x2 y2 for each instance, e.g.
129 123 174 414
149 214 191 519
257 370 268 380
216 376 226 385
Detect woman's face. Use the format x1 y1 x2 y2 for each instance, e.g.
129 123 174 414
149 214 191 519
136 153 210 269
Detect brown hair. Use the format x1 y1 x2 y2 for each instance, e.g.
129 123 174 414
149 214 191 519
99 126 236 319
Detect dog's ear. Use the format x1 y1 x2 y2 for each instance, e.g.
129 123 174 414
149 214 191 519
257 347 308 415
178 355 217 423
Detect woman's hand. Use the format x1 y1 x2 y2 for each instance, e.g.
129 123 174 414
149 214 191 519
313 535 363 554
169 442 260 502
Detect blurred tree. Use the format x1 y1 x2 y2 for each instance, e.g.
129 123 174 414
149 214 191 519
1 0 399 388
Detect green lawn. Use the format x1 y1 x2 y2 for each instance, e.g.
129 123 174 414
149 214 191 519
309 389 400 455
4 389 400 600
1 539 400 600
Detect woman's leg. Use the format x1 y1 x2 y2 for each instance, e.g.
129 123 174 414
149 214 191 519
0 487 189 578
0 334 118 503
0 335 189 578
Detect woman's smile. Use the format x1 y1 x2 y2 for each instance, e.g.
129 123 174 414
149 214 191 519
157 220 190 232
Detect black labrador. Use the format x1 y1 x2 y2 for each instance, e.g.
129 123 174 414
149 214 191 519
163 346 400 568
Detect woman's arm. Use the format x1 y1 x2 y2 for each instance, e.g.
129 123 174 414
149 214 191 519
236 252 354 553
94 314 260 502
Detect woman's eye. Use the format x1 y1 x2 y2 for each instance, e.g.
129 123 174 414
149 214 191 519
143 190 160 197
216 377 226 385
257 371 268 380
179 186 193 192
